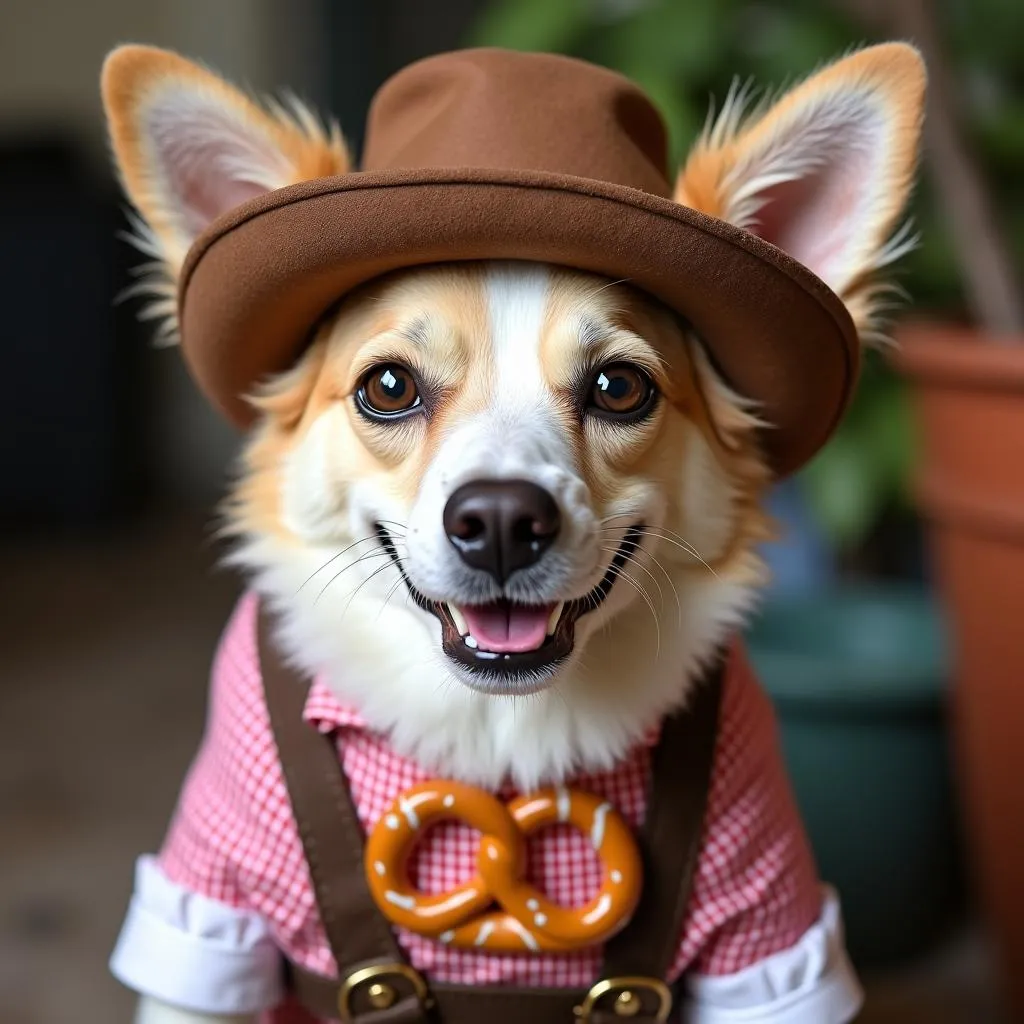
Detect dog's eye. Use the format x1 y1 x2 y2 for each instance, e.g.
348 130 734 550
588 363 655 419
357 364 422 418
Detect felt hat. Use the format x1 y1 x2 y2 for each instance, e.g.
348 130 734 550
179 48 858 476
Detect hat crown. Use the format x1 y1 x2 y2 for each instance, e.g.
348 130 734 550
362 48 671 197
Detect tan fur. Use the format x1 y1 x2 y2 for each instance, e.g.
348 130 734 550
226 335 329 543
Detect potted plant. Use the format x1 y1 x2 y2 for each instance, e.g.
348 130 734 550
470 0 966 971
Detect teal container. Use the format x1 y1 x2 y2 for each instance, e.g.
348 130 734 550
745 586 965 968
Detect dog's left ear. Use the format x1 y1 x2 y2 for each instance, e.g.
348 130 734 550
676 43 926 335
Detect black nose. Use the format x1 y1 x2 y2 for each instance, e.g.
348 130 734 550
443 479 561 585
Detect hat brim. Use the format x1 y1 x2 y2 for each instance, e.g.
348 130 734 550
179 167 858 477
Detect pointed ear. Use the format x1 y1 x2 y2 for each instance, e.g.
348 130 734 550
101 45 350 278
676 43 926 335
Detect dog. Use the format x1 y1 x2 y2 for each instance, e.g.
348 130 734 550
101 42 925 1024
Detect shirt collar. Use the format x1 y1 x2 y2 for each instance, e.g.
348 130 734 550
302 677 369 733
302 676 663 750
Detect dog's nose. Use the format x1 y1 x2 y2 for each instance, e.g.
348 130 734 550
443 479 561 584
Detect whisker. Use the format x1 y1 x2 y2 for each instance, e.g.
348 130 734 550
599 518 720 579
433 670 458 699
639 546 684 628
583 583 604 614
583 276 632 301
616 526 696 548
547 681 570 714
600 524 703 564
600 564 661 660
332 560 401 620
598 544 667 612
601 511 644 526
298 534 381 593
377 572 408 621
638 528 720 579
315 548 402 605
606 561 659 622
636 521 703 549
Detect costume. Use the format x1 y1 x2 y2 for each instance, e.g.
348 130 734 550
106 46 871 1024
112 595 860 1022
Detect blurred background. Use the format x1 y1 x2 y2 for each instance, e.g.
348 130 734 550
2 1 1023 1021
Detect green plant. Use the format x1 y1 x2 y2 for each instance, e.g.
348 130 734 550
469 0 1024 556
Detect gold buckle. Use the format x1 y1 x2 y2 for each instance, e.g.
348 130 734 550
574 976 673 1022
338 962 432 1022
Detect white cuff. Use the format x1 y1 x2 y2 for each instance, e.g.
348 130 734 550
110 855 283 1015
682 887 863 1023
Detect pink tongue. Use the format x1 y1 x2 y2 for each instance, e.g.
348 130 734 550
459 602 555 653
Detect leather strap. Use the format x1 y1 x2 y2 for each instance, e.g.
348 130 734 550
260 605 724 1023
260 610 407 969
600 661 723 979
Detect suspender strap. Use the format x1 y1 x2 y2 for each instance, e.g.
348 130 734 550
600 659 724 980
260 605 724 1023
259 609 407 969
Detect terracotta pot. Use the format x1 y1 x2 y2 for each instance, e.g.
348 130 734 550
896 323 1024 1014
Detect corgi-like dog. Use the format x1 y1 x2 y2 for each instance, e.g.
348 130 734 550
102 42 925 1024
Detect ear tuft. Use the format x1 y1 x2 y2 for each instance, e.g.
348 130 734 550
676 43 926 341
101 45 350 340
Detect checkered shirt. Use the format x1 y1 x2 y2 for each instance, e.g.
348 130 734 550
159 592 821 1022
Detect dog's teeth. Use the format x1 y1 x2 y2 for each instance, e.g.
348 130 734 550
464 635 478 649
546 602 564 636
448 603 468 635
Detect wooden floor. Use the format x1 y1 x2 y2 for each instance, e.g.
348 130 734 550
0 517 1008 1023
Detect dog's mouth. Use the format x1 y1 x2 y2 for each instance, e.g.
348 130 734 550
376 525 642 689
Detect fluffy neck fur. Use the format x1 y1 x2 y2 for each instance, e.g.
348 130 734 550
230 530 758 790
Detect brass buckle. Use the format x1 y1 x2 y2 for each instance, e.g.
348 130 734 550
574 976 673 1022
338 962 432 1022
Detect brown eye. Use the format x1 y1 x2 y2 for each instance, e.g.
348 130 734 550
589 363 655 419
357 364 422 419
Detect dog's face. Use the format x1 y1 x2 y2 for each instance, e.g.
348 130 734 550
101 44 924 783
233 260 766 698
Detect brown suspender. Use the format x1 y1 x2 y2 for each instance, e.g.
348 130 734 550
259 606 723 1023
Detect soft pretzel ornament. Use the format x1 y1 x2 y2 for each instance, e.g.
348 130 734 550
365 781 642 953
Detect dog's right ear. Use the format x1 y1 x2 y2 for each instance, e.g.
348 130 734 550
101 45 350 300
675 43 925 344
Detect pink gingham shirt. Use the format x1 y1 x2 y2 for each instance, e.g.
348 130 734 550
156 593 822 1021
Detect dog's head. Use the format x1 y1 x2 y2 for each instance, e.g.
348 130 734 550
102 45 924 785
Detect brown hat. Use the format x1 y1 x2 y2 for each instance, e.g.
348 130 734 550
179 48 858 477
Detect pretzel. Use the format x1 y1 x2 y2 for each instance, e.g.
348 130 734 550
364 780 642 953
